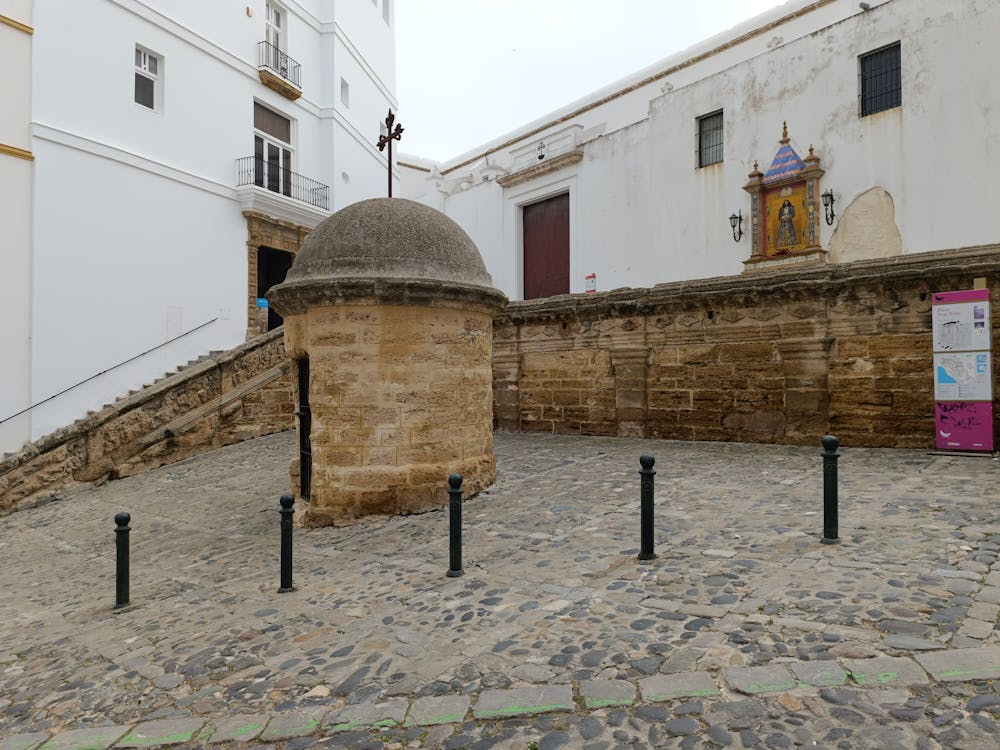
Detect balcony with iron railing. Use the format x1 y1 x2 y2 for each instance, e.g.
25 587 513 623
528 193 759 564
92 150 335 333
257 41 302 100
236 156 329 210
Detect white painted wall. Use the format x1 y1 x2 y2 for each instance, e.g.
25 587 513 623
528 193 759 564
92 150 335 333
0 3 34 453
29 140 248 439
402 0 1000 300
7 0 396 449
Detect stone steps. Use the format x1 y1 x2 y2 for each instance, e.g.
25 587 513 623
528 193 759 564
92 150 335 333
0 350 226 460
0 330 291 515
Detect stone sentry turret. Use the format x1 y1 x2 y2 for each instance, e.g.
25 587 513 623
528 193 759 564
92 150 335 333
268 198 507 526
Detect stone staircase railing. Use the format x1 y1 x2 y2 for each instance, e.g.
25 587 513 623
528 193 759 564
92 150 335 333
0 329 293 515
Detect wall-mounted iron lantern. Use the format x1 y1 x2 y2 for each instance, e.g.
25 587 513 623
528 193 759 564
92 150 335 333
821 189 836 225
729 210 743 242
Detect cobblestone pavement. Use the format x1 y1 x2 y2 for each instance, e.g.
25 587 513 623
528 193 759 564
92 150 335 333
2 431 1000 749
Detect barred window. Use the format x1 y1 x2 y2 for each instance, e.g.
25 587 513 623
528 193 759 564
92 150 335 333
697 110 723 167
859 42 901 116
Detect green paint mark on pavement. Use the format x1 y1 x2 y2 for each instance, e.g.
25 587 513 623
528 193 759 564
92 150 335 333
423 714 462 724
234 723 264 737
120 732 195 746
937 664 1000 679
372 719 398 728
585 698 632 708
848 670 897 686
330 723 361 732
744 682 797 693
476 703 570 718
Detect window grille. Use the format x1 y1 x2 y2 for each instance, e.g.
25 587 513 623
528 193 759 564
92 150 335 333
860 42 901 116
697 110 723 167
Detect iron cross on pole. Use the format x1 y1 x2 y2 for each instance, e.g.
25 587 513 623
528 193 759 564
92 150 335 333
377 109 404 197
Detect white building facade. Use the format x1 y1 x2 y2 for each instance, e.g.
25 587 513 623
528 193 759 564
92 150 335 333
400 0 1000 301
0 0 397 453
0 2 34 457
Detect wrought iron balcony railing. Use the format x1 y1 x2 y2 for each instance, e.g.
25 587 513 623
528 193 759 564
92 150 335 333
236 156 329 211
258 41 301 89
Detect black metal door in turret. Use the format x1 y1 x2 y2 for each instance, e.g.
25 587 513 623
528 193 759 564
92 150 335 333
296 358 312 500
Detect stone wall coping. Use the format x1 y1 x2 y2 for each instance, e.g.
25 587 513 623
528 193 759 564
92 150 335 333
269 276 508 316
500 244 1000 323
0 329 286 475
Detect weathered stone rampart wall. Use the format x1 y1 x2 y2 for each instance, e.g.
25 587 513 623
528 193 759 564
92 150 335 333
493 246 1000 449
0 330 293 514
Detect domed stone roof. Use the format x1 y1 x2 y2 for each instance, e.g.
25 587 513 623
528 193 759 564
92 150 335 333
269 198 506 314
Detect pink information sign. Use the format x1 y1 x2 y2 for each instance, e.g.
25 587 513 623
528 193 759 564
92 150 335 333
935 402 994 451
932 289 993 451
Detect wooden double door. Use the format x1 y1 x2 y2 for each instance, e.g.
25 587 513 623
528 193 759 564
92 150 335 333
522 193 569 299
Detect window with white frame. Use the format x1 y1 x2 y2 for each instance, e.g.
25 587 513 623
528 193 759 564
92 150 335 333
266 1 284 51
134 46 161 111
340 78 350 107
254 102 293 198
383 0 391 24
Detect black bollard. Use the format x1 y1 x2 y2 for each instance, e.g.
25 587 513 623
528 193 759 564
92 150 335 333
446 473 463 577
114 512 131 609
278 493 295 592
821 435 840 545
638 454 657 561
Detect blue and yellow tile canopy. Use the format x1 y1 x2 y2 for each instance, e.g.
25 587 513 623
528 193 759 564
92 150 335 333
762 121 805 185
763 143 804 184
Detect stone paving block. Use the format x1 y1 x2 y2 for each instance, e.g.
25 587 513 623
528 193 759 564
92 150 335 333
772 617 826 633
580 679 636 709
640 597 679 611
260 710 326 741
935 568 982 581
884 634 945 651
968 602 1000 622
472 686 574 719
958 618 994 640
975 586 1000 604
842 656 928 687
678 604 728 618
790 661 847 687
916 645 1000 681
324 699 408 732
204 714 269 744
724 665 797 695
0 734 48 750
40 727 130 750
639 672 719 701
117 719 204 748
405 695 470 726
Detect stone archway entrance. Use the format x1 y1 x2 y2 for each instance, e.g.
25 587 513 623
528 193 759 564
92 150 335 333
243 211 311 339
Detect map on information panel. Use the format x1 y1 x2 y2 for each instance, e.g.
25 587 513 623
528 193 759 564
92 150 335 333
933 352 992 401
932 298 991 351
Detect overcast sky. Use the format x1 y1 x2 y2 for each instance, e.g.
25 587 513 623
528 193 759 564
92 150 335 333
395 0 788 162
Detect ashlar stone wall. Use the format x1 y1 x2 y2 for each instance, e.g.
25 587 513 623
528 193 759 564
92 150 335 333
494 246 1000 449
284 302 496 525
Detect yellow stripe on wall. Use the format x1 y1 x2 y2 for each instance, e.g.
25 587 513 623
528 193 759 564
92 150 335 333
0 144 34 161
0 14 33 34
